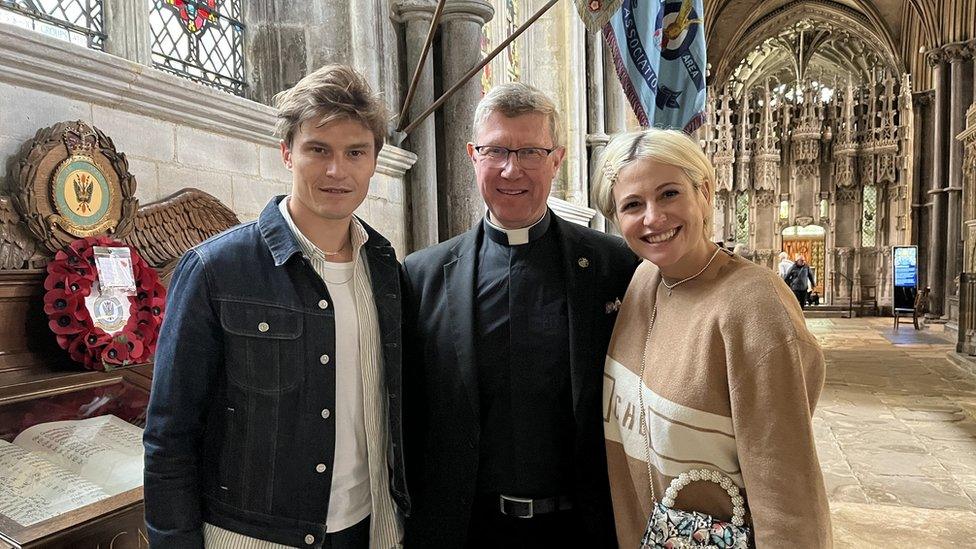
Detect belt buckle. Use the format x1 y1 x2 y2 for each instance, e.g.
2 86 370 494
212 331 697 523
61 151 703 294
499 495 534 519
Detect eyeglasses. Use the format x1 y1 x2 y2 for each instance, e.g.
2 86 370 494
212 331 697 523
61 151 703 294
473 145 556 169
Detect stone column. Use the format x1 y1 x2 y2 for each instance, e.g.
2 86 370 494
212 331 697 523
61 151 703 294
440 0 494 238
947 43 975 306
603 40 627 134
245 3 348 105
394 1 439 251
586 31 609 231
926 48 949 316
103 0 150 65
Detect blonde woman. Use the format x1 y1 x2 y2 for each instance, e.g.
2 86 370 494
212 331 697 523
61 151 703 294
594 128 832 547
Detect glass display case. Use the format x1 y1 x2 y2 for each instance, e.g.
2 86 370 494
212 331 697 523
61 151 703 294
0 267 153 549
0 369 151 549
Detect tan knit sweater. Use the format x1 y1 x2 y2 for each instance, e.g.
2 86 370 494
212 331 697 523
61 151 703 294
603 251 832 548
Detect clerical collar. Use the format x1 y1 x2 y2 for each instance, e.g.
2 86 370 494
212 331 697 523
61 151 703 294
484 210 551 246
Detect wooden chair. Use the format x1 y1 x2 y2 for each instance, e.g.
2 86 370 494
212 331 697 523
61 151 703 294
894 287 928 330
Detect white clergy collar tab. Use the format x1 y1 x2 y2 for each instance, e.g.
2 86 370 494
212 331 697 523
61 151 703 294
484 210 551 246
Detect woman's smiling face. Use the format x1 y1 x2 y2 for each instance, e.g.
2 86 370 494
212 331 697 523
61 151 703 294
612 159 712 273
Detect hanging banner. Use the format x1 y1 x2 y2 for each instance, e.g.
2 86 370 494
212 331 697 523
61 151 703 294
892 245 918 310
601 0 707 132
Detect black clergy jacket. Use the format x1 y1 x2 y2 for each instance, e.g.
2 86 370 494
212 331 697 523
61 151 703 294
401 211 639 548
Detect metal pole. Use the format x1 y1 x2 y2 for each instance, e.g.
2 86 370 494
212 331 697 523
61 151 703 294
400 0 561 138
395 0 448 132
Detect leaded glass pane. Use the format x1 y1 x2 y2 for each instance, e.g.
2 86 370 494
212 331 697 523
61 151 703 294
149 0 246 96
735 191 750 243
0 0 104 49
862 185 876 247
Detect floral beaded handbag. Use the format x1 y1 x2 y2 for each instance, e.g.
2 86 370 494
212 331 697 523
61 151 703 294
637 305 752 549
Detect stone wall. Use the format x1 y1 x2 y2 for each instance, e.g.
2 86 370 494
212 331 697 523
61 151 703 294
0 22 415 258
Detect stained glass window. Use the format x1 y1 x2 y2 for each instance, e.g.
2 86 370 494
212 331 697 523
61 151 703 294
861 185 876 247
0 0 104 49
735 191 750 244
150 0 246 95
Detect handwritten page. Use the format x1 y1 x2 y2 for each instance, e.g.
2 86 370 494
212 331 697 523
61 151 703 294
13 415 144 495
0 440 108 526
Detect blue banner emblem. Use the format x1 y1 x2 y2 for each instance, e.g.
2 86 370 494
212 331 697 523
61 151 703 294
603 0 707 132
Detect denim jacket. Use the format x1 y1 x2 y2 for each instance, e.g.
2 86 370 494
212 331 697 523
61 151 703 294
144 197 408 548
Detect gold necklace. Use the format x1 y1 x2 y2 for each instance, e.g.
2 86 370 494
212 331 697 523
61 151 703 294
660 245 723 296
322 239 349 257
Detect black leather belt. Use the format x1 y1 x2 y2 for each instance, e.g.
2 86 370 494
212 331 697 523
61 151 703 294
498 494 573 519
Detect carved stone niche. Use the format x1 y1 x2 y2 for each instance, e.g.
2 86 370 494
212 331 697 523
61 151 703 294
0 120 240 547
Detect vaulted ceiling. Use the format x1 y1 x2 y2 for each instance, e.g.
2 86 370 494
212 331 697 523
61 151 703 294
704 0 976 92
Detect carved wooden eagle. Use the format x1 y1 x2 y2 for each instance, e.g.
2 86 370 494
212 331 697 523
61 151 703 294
0 188 239 279
120 188 241 280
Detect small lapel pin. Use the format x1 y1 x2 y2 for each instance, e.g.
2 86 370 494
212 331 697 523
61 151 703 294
605 297 622 314
578 257 590 268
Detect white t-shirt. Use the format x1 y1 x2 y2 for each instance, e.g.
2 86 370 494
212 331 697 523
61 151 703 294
321 259 371 532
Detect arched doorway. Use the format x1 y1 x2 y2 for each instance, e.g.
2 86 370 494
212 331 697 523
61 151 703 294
782 225 826 296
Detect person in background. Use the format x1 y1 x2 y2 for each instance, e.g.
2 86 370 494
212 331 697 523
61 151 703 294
777 251 794 280
786 255 816 309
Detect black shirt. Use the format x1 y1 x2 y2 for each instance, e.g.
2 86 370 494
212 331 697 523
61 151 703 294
474 211 575 496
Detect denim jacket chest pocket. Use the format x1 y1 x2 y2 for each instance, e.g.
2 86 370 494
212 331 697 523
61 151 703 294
219 300 305 393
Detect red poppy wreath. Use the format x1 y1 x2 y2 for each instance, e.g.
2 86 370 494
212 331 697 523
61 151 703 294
43 236 166 371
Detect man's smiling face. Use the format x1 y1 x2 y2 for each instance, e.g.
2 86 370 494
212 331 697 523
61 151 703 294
467 111 565 229
280 117 376 224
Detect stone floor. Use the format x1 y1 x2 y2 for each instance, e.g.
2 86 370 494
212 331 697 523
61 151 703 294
808 317 976 547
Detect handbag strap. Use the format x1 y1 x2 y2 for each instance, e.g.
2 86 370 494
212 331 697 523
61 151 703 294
637 304 658 505
637 302 747 528
661 469 747 527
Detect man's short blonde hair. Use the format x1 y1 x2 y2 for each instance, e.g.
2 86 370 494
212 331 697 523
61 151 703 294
473 82 562 147
273 64 388 155
592 128 715 235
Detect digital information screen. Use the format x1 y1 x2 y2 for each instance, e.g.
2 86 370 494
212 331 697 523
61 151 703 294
892 246 918 310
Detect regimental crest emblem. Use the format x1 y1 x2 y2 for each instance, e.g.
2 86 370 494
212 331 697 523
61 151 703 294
10 120 136 254
50 126 118 238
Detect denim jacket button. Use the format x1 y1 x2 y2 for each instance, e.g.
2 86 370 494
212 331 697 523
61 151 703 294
318 299 329 309
258 322 270 333
321 408 331 419
320 354 330 365
315 463 327 473
304 534 315 545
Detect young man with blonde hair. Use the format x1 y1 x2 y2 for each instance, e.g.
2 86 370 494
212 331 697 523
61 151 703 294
144 64 407 549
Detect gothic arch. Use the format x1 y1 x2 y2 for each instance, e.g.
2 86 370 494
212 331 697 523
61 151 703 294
711 0 902 87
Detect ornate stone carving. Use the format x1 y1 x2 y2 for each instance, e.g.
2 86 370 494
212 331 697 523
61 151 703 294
943 42 973 62
735 91 752 191
714 86 736 193
754 190 776 208
837 188 859 203
753 83 780 192
925 48 948 67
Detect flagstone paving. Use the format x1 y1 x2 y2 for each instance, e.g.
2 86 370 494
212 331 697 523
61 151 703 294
809 317 976 547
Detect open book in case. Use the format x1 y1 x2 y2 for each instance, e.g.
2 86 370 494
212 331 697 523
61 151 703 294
1 118 240 549
0 374 152 548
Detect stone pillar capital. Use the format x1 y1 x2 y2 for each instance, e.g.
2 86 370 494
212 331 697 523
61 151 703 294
913 90 934 107
925 48 948 67
943 42 972 62
440 0 494 25
393 0 438 22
